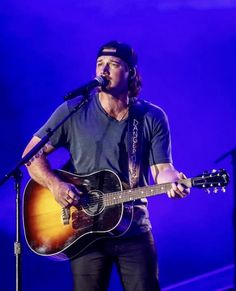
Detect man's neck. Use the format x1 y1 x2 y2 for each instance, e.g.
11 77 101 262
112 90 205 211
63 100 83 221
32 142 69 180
98 92 130 120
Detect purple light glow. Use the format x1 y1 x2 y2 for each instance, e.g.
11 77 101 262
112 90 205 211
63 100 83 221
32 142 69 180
0 1 235 290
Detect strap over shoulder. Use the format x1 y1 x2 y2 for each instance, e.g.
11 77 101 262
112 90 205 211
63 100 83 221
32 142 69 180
128 99 146 188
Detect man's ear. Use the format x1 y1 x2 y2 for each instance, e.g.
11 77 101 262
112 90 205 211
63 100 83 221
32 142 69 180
129 68 136 80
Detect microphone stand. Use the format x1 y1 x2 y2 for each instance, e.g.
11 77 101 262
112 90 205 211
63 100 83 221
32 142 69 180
215 147 236 288
0 93 90 291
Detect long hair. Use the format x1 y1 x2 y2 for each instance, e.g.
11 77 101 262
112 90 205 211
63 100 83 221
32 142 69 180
128 67 142 100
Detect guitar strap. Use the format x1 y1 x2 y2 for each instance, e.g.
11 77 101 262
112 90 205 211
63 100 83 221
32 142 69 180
127 100 146 189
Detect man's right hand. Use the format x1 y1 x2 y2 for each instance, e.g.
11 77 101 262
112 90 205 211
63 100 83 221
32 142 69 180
49 181 82 208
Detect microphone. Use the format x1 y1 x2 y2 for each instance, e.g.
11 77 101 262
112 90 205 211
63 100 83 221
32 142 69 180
64 76 109 100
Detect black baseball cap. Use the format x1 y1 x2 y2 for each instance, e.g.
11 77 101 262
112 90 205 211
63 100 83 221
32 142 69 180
97 41 138 68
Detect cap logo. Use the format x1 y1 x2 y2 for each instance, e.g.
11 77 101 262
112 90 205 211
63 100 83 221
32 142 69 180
102 47 117 53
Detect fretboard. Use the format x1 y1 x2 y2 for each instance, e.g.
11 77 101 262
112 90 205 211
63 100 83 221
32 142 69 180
103 178 192 207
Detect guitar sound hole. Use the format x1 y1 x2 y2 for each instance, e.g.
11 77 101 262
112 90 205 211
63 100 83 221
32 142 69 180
82 190 104 216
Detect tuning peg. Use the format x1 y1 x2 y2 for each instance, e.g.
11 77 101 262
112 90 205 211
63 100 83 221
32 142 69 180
213 188 218 193
205 188 211 194
202 171 209 177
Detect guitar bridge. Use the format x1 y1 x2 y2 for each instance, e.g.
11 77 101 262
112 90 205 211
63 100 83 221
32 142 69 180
61 207 70 225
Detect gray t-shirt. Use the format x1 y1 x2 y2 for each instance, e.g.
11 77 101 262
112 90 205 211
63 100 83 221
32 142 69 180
35 93 172 234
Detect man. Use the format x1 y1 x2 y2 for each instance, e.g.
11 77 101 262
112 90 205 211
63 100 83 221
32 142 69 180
23 41 189 291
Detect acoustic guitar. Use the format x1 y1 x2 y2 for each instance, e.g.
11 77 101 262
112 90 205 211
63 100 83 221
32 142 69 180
23 168 229 260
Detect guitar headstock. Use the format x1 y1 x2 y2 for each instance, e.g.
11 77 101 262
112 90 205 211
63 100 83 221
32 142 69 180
192 169 229 193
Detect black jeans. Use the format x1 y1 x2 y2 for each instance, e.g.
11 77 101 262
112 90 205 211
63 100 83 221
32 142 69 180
70 231 160 291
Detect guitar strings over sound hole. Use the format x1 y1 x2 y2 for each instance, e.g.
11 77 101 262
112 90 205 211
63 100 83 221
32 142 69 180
82 190 104 216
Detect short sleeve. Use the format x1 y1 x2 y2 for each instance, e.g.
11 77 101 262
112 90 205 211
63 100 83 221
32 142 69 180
34 102 70 148
144 104 172 166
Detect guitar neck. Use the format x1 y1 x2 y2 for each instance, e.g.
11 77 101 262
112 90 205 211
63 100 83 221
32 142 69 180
103 178 193 206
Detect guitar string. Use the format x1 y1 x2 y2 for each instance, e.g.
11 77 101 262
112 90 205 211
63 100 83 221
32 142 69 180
75 175 224 209
77 185 170 208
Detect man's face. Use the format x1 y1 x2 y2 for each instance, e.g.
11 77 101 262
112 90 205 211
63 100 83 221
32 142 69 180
96 55 129 95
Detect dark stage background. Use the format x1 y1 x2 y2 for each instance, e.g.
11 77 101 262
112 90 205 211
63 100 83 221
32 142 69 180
0 1 235 290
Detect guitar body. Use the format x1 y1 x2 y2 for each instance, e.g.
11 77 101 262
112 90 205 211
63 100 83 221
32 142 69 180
23 169 133 260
